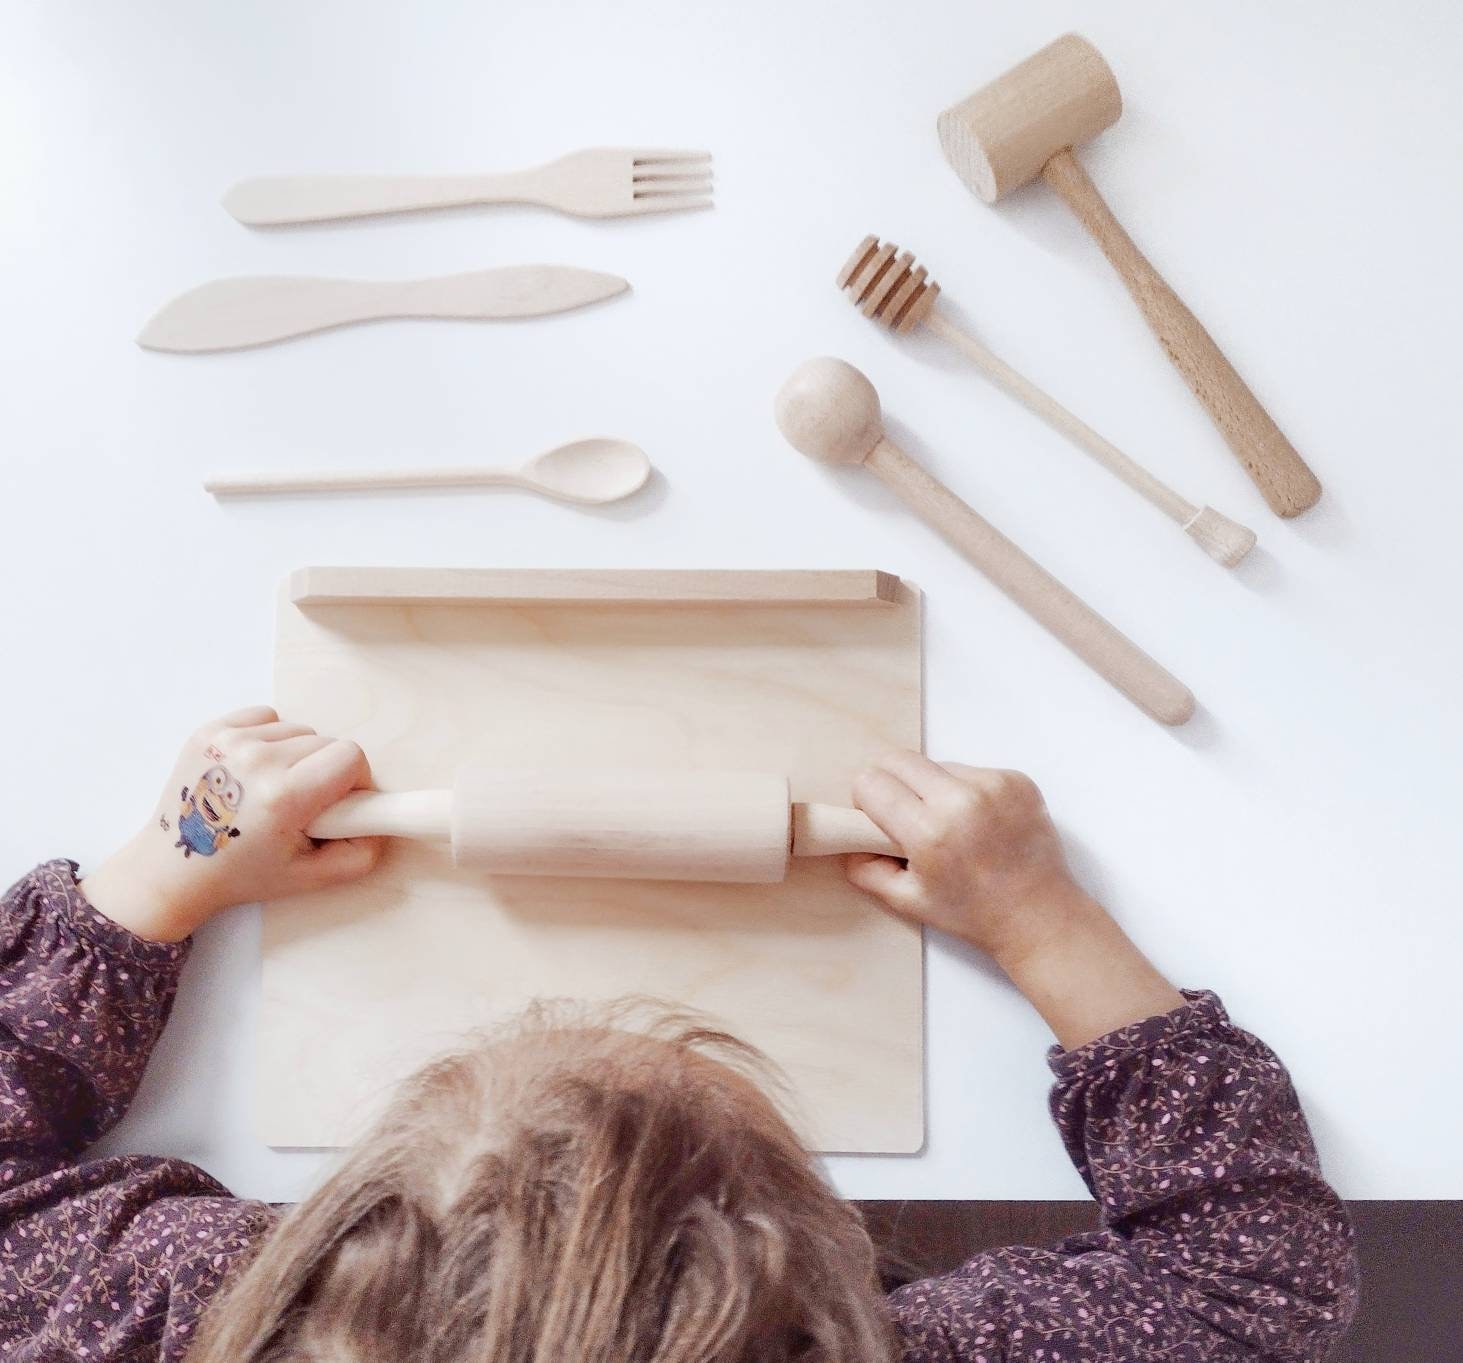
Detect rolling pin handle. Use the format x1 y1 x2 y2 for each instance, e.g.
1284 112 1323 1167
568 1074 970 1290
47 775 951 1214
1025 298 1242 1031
791 802 900 859
306 789 454 842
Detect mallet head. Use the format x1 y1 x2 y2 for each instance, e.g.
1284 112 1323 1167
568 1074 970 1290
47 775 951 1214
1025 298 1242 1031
938 33 1121 203
774 357 885 467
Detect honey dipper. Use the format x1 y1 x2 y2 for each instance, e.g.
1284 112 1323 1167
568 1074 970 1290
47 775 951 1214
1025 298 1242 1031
838 236 1256 569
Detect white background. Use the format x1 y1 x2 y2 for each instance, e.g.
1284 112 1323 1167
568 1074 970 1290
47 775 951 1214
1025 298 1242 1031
3 1 1460 1203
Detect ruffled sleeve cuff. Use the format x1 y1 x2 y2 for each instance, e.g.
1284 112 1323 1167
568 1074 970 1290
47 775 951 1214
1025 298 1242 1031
1045 988 1228 1082
31 858 191 971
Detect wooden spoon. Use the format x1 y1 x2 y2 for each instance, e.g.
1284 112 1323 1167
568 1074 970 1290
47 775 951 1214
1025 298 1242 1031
204 438 652 506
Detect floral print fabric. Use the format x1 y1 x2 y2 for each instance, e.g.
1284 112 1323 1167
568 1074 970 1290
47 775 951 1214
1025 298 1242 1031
1 861 1357 1360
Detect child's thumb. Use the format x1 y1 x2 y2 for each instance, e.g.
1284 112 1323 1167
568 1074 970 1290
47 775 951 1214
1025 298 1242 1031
845 852 915 913
293 836 383 893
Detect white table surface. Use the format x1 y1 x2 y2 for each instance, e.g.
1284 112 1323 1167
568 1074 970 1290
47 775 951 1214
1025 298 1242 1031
3 0 1461 1204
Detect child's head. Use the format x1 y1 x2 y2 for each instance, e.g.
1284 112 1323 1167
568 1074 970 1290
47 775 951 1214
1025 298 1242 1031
190 1001 895 1363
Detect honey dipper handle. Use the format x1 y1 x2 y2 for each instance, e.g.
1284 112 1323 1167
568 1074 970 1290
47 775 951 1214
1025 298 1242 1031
923 309 1194 524
1040 149 1320 518
865 438 1195 725
922 310 1256 568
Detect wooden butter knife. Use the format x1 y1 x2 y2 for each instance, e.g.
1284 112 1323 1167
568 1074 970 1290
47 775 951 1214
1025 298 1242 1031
137 265 629 352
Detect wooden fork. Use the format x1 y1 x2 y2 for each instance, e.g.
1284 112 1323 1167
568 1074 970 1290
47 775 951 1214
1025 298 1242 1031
222 148 713 225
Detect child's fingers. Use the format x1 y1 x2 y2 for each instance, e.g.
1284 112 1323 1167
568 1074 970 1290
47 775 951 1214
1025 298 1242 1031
271 734 335 766
211 705 279 730
845 853 921 916
288 836 383 895
850 765 926 846
285 739 374 821
874 750 960 799
241 720 318 746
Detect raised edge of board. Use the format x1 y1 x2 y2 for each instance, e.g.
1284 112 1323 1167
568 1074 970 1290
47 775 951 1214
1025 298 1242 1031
288 567 901 607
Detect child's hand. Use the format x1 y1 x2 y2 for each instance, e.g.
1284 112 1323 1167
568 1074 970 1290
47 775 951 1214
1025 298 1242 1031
848 750 1186 1050
82 706 383 942
845 751 1081 968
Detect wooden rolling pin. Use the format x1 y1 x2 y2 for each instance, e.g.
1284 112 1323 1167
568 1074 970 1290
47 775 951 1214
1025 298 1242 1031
774 357 1195 726
307 768 898 884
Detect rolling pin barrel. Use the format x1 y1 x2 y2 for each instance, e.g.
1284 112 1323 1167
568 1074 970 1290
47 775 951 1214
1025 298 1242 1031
306 768 898 883
450 768 793 883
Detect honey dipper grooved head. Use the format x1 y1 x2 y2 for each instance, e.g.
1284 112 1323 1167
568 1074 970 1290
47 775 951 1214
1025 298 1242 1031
836 236 939 334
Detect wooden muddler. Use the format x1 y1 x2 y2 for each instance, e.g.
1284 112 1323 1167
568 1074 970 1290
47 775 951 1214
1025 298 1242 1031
937 34 1320 518
774 357 1195 725
307 768 898 884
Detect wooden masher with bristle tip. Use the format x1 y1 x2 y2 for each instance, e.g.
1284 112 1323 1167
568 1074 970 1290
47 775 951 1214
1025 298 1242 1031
838 235 1257 570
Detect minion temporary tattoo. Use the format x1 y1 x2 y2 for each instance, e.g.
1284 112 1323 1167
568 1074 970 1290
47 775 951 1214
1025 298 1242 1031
174 764 244 858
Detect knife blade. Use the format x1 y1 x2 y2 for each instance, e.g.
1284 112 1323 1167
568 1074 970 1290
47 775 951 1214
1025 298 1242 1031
136 265 630 352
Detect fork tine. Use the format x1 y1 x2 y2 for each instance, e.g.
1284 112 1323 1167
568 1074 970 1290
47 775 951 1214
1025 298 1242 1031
634 164 713 178
632 188 714 200
624 194 714 216
633 173 715 189
630 149 712 165
633 175 713 192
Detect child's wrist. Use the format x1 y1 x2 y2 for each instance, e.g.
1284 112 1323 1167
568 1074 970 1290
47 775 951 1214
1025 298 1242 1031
992 886 1186 1051
984 876 1105 976
81 835 215 943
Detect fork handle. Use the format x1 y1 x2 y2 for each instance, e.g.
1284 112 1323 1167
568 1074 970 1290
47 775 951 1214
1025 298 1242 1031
222 172 548 225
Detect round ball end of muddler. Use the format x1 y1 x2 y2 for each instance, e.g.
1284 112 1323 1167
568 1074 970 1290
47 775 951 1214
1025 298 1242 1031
774 357 885 467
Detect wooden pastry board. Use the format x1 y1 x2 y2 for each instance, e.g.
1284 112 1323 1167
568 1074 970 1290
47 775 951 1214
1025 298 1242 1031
261 568 924 1152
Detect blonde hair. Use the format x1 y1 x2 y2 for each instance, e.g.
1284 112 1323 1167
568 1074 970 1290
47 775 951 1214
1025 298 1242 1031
189 1001 896 1363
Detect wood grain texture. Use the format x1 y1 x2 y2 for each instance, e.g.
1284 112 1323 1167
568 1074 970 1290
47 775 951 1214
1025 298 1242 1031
288 566 900 607
936 33 1121 202
262 570 924 1152
1041 150 1321 518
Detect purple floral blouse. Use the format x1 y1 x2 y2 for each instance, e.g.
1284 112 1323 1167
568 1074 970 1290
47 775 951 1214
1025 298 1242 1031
1 861 1358 1360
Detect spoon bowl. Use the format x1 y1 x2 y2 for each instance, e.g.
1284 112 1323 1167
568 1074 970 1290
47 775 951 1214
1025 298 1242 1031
520 438 651 505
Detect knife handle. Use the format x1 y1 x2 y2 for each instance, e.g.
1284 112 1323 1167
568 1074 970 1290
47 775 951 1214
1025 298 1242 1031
224 173 543 226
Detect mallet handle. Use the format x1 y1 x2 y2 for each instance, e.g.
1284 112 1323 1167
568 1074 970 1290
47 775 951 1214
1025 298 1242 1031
865 437 1195 725
1041 149 1321 519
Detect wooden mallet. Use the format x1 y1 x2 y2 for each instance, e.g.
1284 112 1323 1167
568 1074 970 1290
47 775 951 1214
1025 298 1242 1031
938 34 1321 518
774 357 1195 726
837 235 1256 568
307 768 897 883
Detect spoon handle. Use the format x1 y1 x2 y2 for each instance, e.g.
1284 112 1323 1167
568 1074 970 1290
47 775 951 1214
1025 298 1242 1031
204 466 523 497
